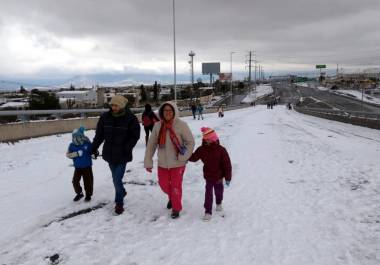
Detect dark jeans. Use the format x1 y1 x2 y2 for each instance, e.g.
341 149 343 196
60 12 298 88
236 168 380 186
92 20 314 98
144 125 154 145
72 167 94 197
204 179 224 214
109 163 127 205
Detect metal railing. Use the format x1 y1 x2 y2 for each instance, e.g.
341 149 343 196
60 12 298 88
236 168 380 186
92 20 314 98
295 106 380 130
297 107 380 120
0 108 146 116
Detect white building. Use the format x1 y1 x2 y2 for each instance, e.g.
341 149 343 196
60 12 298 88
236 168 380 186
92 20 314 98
56 90 97 108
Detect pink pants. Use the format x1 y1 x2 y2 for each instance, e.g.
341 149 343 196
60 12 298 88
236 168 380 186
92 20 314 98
157 166 185 212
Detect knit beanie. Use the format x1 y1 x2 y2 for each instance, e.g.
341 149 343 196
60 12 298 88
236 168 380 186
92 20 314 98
72 126 89 145
110 95 128 109
201 127 219 142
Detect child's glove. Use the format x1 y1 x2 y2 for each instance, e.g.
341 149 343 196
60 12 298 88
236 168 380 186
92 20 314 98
66 152 78 159
77 150 83 157
225 181 231 188
92 149 99 159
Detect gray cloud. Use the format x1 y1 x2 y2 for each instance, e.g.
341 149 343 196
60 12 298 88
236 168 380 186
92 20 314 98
0 0 379 77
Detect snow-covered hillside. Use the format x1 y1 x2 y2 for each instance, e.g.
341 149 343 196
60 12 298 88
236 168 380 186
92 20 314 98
1 106 380 265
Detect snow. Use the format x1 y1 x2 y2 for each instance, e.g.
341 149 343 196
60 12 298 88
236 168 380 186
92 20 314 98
1 106 380 265
317 86 329 91
241 85 273 103
0 101 29 109
333 90 380 106
295 82 309 88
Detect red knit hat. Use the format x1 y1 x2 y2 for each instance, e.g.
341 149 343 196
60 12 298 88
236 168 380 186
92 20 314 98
201 127 219 142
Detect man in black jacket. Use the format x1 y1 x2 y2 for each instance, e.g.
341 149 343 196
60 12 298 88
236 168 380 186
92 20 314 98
92 95 141 215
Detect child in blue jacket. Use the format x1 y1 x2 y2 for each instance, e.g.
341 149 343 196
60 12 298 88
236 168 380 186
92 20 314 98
66 127 94 202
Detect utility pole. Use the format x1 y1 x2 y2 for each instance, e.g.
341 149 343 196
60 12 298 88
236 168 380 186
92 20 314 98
336 63 339 77
172 0 177 103
230 51 235 96
254 59 257 91
246 51 256 92
248 51 252 89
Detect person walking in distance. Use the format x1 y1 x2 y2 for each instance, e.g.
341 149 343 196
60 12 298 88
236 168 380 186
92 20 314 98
141 104 160 146
197 103 204 120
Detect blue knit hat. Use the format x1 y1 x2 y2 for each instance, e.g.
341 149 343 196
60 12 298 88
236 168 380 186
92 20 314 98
72 126 88 145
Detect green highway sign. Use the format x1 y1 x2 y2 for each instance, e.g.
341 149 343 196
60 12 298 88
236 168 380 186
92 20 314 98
316 65 326 69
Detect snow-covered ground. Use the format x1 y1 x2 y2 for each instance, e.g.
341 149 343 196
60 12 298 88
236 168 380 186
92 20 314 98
1 106 380 265
333 90 380 106
317 86 329 91
295 82 309 88
241 85 273 103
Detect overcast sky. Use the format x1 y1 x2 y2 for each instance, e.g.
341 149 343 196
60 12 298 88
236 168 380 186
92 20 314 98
0 0 380 78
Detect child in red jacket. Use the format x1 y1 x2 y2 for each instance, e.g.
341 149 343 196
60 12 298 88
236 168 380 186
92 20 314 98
189 127 232 221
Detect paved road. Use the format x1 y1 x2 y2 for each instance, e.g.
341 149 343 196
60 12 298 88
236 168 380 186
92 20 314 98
218 94 248 106
273 81 380 113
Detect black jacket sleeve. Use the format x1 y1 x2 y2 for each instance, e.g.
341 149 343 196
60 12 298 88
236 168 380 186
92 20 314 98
92 114 105 152
125 113 141 153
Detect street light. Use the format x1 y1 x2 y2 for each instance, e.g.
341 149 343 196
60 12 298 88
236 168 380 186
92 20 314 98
172 0 177 103
230 52 235 97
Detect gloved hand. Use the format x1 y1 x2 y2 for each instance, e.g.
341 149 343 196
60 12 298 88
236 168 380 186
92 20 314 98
92 149 99 159
146 168 152 173
77 150 83 157
66 152 78 159
179 145 187 155
225 181 231 188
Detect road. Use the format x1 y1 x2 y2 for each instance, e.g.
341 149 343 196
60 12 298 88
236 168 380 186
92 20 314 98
217 93 248 106
272 81 380 113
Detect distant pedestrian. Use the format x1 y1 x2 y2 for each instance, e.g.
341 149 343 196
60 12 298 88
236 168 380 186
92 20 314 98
66 126 94 202
197 103 204 120
191 103 197 119
92 95 141 215
189 127 232 221
218 106 224 118
142 104 160 146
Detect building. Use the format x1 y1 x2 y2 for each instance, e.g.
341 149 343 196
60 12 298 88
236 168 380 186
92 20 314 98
56 90 97 109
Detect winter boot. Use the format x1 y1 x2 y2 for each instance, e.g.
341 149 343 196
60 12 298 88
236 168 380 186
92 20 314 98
203 213 212 222
167 200 172 209
84 196 91 202
216 204 223 212
171 210 180 219
73 193 84 202
114 204 124 215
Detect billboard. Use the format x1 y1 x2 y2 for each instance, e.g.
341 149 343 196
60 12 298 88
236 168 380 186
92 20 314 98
202 63 220 75
219 73 232 81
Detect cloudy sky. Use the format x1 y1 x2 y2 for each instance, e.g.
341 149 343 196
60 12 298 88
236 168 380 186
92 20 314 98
0 0 380 79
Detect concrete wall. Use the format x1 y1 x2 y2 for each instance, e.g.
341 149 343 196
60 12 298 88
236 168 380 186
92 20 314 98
0 118 100 142
0 105 250 142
